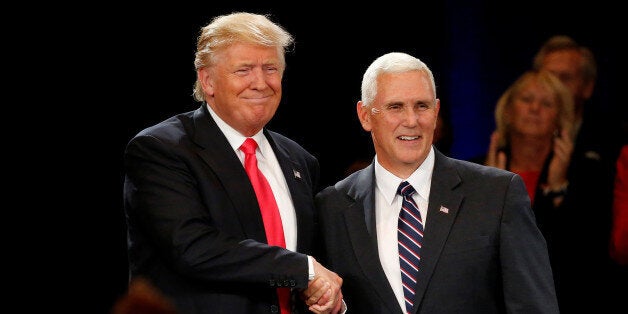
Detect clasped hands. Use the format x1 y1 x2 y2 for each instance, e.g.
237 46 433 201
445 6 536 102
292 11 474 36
301 258 344 314
486 130 573 186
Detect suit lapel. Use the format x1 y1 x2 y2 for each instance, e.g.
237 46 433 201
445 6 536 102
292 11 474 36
264 130 315 252
191 105 267 242
343 166 405 314
412 150 463 310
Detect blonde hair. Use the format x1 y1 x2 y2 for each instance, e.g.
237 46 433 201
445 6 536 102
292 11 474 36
192 12 294 102
494 70 575 148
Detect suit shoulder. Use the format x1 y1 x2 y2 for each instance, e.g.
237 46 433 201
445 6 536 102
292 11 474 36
315 180 353 206
316 170 355 195
132 110 196 140
316 169 366 203
126 110 198 154
446 156 517 180
440 157 526 199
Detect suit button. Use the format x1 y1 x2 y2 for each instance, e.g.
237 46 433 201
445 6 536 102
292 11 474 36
270 305 279 313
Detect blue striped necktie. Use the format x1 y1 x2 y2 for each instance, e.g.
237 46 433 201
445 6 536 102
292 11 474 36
397 181 423 313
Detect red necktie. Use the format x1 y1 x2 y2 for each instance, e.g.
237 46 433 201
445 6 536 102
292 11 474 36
240 138 290 314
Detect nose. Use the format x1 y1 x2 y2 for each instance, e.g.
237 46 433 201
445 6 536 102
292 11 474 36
401 106 419 125
249 68 268 90
529 100 542 112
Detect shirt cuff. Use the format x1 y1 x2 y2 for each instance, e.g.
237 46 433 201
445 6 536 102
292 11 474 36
307 256 315 280
341 299 348 314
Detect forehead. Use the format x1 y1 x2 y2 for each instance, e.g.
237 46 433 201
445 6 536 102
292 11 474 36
216 43 282 65
542 50 581 72
376 71 434 101
518 79 553 98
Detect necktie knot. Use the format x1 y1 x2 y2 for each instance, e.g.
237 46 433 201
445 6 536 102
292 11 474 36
240 138 258 155
398 181 416 198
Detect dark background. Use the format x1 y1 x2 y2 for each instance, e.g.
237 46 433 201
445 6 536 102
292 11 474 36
77 2 625 312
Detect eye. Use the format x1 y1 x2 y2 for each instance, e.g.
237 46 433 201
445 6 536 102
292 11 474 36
519 94 534 103
558 73 574 83
235 68 251 76
542 100 555 108
264 65 279 74
417 103 430 111
387 103 403 111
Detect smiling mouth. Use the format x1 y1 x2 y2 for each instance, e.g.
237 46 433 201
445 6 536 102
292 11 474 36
399 136 419 140
245 96 270 101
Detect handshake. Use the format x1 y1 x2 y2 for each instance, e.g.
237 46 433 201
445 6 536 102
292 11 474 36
301 257 345 314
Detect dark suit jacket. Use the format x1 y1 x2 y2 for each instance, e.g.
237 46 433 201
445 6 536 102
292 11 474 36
123 104 320 314
551 108 625 312
314 149 559 313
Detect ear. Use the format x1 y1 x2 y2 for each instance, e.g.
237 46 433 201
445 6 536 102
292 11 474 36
197 68 215 97
582 80 595 100
357 101 372 132
433 99 441 130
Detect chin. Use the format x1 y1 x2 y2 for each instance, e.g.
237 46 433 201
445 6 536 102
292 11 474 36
404 150 428 163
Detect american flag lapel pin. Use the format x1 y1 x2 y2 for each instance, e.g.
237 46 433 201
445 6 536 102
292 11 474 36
439 205 449 214
293 169 301 179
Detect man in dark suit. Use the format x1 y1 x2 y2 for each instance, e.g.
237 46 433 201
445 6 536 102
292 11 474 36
314 52 559 313
123 12 342 314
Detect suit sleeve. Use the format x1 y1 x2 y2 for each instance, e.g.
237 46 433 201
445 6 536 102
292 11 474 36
499 174 560 313
124 134 309 288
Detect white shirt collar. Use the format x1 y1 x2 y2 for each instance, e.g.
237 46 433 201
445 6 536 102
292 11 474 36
207 104 267 154
374 146 435 205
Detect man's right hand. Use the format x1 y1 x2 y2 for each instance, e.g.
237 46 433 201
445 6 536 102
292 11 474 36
301 258 343 314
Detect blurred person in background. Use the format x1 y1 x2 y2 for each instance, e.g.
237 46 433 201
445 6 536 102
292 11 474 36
532 35 625 312
610 145 628 266
482 69 575 295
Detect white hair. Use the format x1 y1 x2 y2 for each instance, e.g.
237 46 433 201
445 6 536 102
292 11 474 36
360 52 436 107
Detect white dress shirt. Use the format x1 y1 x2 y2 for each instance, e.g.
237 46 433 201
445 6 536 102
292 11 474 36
374 148 434 311
207 105 297 251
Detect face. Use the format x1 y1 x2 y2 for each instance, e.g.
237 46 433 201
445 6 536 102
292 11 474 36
508 79 559 140
540 50 592 106
197 43 284 136
357 71 439 179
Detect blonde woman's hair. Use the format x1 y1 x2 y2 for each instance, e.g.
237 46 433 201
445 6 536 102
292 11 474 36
494 70 575 148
